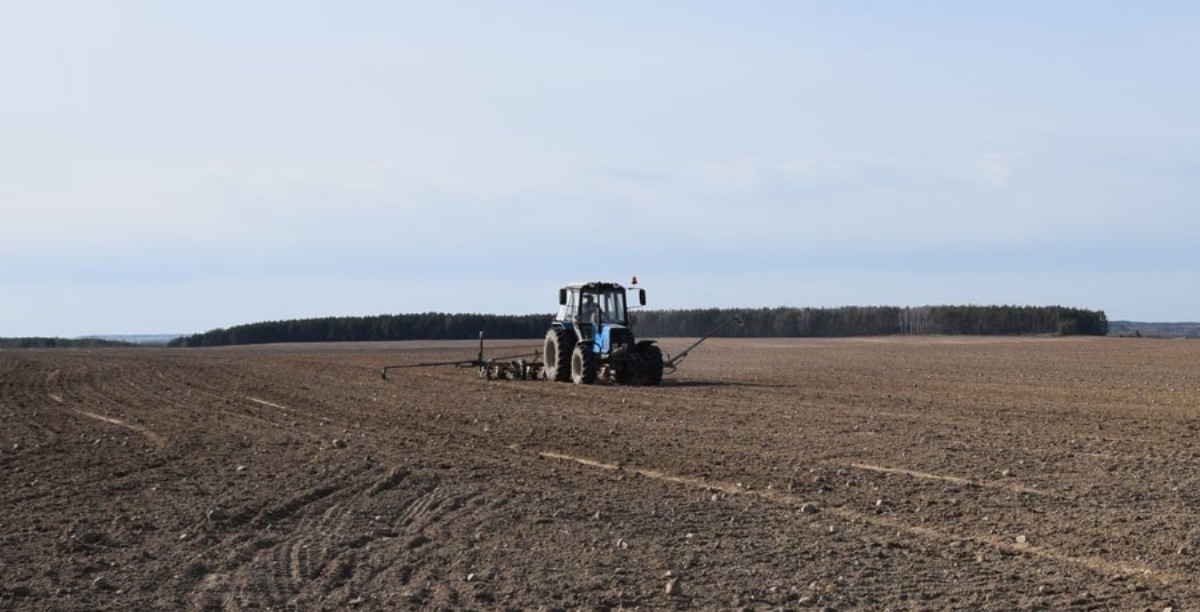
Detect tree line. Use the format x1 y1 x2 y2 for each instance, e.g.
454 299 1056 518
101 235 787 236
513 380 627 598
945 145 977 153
169 313 549 347
0 337 139 349
168 305 1107 347
635 305 1107 337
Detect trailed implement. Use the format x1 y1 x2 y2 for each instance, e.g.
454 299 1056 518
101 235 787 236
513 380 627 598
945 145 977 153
381 332 542 381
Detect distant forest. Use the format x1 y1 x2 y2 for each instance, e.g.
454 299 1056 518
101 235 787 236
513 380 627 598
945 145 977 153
168 305 1108 347
0 337 138 349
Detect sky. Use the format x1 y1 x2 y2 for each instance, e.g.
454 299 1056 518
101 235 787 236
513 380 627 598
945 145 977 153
2 1 1198 336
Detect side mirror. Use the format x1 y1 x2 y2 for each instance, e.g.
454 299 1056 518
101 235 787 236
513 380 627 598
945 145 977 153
638 289 646 306
558 288 567 306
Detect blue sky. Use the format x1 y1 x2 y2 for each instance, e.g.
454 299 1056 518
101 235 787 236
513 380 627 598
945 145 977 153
2 1 1198 336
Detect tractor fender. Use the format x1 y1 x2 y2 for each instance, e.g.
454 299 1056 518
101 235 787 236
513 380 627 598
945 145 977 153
635 340 657 350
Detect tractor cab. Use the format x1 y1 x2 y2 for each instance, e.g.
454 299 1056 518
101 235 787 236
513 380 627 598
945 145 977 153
554 282 644 328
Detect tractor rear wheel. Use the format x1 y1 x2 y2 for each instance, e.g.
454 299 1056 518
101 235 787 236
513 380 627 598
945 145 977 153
543 327 575 382
613 364 634 385
571 344 598 385
635 344 664 386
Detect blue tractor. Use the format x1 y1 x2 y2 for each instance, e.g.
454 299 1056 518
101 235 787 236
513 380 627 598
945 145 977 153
543 281 664 385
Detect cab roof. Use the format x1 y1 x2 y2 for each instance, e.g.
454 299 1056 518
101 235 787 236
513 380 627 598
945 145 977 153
563 281 627 292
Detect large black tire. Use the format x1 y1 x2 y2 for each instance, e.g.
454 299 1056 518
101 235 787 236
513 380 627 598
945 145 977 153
570 344 598 384
613 364 634 385
543 327 575 382
634 344 664 386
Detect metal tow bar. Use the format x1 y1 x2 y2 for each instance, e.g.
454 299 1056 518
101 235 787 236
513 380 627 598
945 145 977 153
662 315 744 374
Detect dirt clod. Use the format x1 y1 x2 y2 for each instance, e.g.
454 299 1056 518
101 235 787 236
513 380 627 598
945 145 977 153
665 576 682 596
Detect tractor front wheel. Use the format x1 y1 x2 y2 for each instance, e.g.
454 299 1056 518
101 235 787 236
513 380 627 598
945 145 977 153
544 328 575 382
571 344 598 385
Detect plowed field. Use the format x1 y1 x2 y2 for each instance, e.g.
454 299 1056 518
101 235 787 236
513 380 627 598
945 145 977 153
3 337 1200 610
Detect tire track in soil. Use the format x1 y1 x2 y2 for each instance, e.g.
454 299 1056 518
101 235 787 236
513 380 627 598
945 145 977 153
182 459 491 610
537 449 1190 587
186 471 354 609
126 357 391 608
63 358 239 459
537 414 1195 601
16 354 341 610
0 358 70 495
72 409 167 450
485 369 1197 580
148 361 326 446
245 396 287 410
46 359 173 452
848 462 1053 497
24 357 168 457
1 358 68 458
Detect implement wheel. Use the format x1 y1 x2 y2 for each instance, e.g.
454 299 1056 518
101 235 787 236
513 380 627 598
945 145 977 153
543 327 575 382
571 344 598 385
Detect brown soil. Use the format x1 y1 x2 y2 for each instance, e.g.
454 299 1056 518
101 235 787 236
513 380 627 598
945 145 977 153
2 337 1199 610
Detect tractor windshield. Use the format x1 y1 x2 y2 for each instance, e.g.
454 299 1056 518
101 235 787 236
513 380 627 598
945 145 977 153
559 288 627 325
592 290 626 325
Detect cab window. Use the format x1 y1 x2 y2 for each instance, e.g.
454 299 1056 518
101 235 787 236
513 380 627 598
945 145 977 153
599 291 625 325
556 290 578 321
